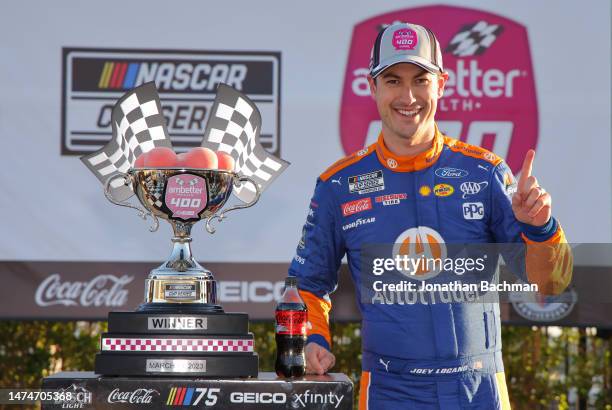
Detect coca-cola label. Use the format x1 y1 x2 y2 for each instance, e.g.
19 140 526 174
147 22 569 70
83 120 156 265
341 197 373 217
275 310 307 336
107 388 159 404
35 273 133 307
165 174 207 220
340 5 538 174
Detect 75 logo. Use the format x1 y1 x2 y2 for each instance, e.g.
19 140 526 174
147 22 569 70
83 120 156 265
167 387 220 406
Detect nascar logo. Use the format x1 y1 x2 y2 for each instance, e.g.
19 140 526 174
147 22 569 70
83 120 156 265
96 61 248 91
61 48 281 156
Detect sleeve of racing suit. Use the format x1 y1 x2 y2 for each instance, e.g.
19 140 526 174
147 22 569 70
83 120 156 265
288 178 345 351
489 161 573 295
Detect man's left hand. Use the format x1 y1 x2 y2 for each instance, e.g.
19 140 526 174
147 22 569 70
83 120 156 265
511 149 552 227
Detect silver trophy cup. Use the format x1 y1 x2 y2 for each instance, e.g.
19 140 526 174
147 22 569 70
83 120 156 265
105 168 259 312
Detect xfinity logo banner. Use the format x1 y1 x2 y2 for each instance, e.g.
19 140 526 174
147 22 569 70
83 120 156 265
293 390 345 409
340 5 538 173
61 48 281 156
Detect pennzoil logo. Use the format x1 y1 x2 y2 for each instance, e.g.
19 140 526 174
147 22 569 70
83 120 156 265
434 184 454 197
61 48 281 156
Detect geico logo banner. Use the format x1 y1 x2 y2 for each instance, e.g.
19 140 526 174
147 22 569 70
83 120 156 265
230 392 287 404
217 281 285 303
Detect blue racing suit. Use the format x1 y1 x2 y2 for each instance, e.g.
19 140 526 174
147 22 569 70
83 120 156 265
288 126 571 409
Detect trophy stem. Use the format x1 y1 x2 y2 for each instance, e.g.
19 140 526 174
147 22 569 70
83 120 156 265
163 222 202 272
139 221 221 311
166 238 200 273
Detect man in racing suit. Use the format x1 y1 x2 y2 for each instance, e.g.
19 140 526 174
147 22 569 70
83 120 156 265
288 22 571 409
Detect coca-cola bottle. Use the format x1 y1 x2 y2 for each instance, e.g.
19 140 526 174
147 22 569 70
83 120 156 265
275 276 307 377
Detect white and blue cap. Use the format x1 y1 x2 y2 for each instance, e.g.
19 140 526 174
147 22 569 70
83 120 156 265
369 22 444 78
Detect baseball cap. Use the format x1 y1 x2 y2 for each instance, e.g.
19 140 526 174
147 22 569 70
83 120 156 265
369 22 444 78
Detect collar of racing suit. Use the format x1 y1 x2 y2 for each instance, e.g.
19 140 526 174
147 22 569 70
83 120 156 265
375 123 444 172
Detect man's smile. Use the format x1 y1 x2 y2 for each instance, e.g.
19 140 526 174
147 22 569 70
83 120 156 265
394 106 423 118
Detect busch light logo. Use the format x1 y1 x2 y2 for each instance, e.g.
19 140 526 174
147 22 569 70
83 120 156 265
54 384 92 408
340 5 538 173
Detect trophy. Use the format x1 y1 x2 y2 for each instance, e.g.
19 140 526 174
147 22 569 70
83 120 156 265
104 168 258 312
81 82 289 378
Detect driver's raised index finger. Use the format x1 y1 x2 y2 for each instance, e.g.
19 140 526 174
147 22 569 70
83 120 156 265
518 149 535 190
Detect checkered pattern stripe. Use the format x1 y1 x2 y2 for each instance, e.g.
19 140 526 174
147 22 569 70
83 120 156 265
201 84 289 203
81 82 172 201
101 337 254 352
445 21 504 57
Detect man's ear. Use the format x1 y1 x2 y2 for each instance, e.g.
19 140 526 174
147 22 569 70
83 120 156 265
437 72 449 98
367 75 377 101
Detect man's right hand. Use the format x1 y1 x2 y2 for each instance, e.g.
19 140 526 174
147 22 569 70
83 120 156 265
305 342 336 375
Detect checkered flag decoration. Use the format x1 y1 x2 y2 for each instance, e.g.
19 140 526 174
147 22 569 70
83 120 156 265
200 84 289 203
81 82 172 201
445 21 504 57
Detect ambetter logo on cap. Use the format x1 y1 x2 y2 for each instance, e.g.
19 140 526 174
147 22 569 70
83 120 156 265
392 28 418 50
341 5 538 174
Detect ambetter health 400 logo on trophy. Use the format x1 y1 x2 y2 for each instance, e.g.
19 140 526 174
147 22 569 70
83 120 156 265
81 82 289 377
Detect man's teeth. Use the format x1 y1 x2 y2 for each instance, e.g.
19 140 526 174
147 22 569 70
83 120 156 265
397 108 420 116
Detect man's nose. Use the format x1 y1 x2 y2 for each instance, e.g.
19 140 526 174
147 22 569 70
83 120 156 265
398 85 417 104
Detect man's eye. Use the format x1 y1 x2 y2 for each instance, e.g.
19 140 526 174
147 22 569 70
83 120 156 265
416 78 430 85
386 79 399 85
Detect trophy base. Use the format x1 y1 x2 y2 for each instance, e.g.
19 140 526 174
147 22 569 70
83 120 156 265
137 302 223 313
95 310 256 377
